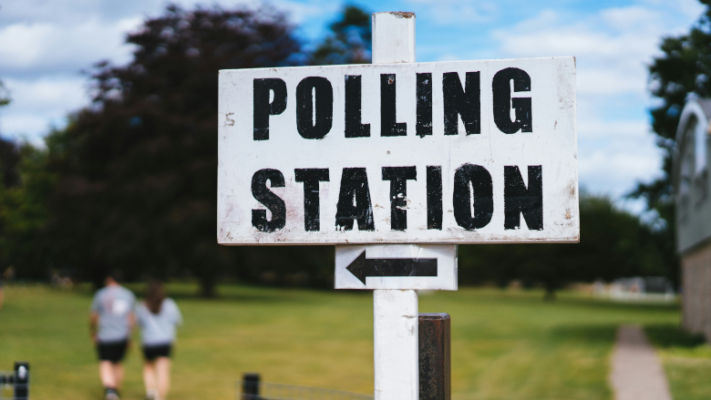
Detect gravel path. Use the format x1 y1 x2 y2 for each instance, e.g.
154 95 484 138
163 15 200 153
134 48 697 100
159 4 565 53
610 325 672 400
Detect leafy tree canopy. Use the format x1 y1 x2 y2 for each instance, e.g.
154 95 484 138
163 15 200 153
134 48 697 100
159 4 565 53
628 0 711 284
459 194 667 299
0 4 376 293
0 80 56 279
43 4 304 295
312 5 371 65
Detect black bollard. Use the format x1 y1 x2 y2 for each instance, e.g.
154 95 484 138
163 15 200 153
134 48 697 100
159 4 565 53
419 314 450 400
242 373 261 400
13 362 29 400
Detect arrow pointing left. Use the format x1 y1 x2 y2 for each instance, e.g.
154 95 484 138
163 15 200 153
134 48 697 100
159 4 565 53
346 250 438 284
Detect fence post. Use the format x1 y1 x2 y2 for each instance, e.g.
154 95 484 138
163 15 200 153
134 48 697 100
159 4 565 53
13 362 29 400
242 372 261 400
419 314 450 400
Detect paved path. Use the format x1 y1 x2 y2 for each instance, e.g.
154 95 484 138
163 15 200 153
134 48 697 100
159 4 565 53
610 325 672 400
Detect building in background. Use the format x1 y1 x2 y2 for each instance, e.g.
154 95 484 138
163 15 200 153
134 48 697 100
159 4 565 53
591 277 674 302
673 97 711 343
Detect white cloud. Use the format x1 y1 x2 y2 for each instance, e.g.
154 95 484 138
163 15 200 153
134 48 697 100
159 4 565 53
641 0 705 20
0 0 162 25
0 0 339 139
576 117 662 197
0 0 703 205
493 7 671 99
0 17 142 75
4 77 87 114
404 0 498 24
0 76 88 142
271 0 339 24
488 2 700 197
579 147 661 194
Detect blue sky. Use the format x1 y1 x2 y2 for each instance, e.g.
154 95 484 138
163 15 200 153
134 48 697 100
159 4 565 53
0 0 704 201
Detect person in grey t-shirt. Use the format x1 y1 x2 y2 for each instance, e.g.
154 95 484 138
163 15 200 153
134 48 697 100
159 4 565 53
137 280 182 400
90 271 136 400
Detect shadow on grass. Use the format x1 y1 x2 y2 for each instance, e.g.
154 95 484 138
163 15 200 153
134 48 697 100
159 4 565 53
167 291 294 303
644 324 706 349
447 288 678 313
548 324 619 344
548 323 706 349
558 296 679 313
161 285 371 304
72 283 327 304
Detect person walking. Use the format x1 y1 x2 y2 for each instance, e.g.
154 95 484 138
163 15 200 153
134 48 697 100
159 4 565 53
90 271 136 400
136 280 183 400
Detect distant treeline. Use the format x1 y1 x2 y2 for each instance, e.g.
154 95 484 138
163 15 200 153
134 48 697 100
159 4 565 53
0 4 673 297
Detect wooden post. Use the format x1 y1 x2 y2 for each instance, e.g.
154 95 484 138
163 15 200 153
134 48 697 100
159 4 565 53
371 12 419 400
419 314 451 400
242 372 260 400
372 12 415 64
13 362 29 400
374 290 419 400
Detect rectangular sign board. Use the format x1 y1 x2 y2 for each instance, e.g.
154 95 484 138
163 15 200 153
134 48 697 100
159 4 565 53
218 57 578 245
335 245 457 290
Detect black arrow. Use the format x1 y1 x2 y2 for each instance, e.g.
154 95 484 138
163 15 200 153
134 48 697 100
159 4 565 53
346 251 438 284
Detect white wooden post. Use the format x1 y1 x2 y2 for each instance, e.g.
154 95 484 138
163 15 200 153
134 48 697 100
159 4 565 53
374 289 419 400
372 12 416 64
371 12 419 400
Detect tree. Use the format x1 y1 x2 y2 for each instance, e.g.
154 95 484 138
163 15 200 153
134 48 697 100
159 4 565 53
45 5 304 295
0 138 19 189
459 194 666 299
3 4 375 292
312 5 371 65
0 79 57 280
0 81 16 189
629 0 711 285
0 144 56 279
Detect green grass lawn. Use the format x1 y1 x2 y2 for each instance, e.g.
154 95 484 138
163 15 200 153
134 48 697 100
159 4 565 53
645 324 711 400
0 284 708 400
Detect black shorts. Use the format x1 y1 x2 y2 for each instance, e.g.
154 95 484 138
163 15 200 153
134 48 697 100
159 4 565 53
97 340 129 363
142 344 172 361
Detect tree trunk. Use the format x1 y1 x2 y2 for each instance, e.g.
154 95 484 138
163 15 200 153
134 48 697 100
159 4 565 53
543 282 557 301
197 272 217 298
543 289 557 301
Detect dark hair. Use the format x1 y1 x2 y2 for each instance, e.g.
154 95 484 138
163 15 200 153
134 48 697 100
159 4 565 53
144 280 166 314
105 269 123 282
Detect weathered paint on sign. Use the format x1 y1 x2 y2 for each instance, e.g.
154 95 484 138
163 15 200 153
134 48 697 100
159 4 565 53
218 57 578 245
335 244 457 290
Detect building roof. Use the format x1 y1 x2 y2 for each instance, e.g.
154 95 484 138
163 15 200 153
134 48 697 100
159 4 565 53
674 97 711 255
673 98 711 187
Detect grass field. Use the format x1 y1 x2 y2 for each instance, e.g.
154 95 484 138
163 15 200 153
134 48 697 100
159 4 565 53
0 284 709 400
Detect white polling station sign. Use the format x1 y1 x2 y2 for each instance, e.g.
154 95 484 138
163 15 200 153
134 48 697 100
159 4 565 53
218 57 578 245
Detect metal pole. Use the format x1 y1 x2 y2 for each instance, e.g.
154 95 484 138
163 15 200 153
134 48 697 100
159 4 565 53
13 362 29 400
371 13 418 400
419 314 451 400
